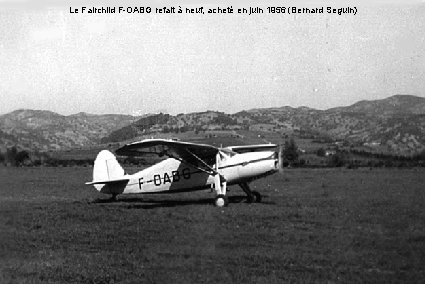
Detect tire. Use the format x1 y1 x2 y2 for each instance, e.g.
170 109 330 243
214 194 228 207
246 194 255 203
252 191 262 203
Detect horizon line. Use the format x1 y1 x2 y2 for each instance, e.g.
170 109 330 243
0 93 423 117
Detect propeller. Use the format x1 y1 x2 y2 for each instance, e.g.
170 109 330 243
276 144 284 173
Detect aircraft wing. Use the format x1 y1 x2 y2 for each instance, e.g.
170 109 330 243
115 139 220 174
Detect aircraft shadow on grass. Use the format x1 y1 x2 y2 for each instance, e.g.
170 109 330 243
89 195 274 209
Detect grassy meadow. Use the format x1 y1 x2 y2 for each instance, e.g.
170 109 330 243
0 167 424 283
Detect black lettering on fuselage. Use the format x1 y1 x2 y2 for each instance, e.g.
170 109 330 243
151 168 191 186
153 174 161 186
163 173 171 183
172 171 180 182
138 178 144 189
182 168 191 179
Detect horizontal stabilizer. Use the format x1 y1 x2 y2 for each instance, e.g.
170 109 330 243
85 177 129 185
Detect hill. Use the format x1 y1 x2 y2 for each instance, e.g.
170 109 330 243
0 95 424 155
328 95 424 115
0 109 136 151
102 95 424 155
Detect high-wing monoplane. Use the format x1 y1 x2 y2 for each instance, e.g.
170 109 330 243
86 139 281 207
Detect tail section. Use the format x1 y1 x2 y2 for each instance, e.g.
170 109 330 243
86 150 128 193
93 150 125 182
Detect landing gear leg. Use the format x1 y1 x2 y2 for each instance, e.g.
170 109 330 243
213 152 228 207
239 183 262 203
214 174 228 207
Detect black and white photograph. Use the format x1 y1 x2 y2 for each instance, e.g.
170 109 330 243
0 0 424 282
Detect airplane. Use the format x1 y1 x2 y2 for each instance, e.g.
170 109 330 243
86 139 282 207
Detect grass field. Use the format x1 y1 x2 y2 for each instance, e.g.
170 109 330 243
0 167 424 283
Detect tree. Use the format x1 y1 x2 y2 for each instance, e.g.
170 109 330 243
316 148 326 157
282 138 299 165
6 146 18 166
4 146 29 166
15 150 30 166
327 153 346 167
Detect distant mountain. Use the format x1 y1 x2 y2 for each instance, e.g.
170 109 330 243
102 95 425 154
328 95 424 115
0 109 136 151
237 95 424 154
0 95 424 155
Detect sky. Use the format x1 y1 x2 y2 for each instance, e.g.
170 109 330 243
0 0 424 115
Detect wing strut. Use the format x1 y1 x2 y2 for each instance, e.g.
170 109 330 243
184 148 218 175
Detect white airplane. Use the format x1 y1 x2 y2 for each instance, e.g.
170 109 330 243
86 139 282 207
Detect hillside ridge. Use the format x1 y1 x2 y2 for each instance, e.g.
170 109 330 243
0 95 424 154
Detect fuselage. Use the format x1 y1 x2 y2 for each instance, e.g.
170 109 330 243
104 150 278 195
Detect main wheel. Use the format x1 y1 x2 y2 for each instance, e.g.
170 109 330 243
252 191 262 203
214 194 228 207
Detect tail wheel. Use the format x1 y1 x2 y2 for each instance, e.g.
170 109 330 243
110 194 118 202
246 194 255 203
252 191 262 203
214 194 228 207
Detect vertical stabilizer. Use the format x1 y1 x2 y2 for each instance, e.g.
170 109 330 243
91 150 125 191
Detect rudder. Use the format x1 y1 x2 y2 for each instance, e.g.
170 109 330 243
92 150 125 191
